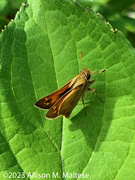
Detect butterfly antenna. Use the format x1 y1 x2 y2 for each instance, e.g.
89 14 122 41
92 69 105 74
100 69 105 73
80 52 83 69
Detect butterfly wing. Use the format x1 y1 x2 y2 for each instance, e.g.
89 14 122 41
45 84 85 119
59 84 84 118
34 79 73 109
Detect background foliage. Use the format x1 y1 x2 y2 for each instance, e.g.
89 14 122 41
77 0 135 47
1 0 135 47
0 0 135 180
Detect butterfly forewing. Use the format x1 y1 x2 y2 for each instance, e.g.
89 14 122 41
34 79 72 109
46 84 84 119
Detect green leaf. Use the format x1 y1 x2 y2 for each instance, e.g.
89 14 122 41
0 0 135 180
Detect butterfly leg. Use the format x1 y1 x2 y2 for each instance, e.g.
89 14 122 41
82 96 86 116
88 88 103 103
90 80 95 84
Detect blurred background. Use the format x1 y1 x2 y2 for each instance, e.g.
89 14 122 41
0 0 135 47
0 0 27 29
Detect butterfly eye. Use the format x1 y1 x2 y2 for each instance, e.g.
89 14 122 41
86 73 90 80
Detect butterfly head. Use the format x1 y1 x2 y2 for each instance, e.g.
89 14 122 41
81 68 91 80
